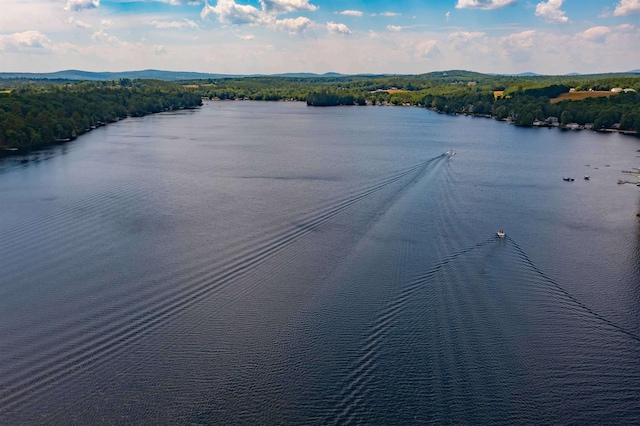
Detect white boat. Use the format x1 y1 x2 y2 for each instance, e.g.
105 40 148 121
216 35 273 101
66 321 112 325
445 150 456 157
497 230 505 238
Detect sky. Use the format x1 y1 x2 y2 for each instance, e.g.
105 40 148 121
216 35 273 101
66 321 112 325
0 0 639 75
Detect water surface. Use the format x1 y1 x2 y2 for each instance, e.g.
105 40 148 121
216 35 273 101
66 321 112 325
1 102 639 424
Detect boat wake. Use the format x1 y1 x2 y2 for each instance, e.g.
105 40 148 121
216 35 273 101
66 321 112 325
323 233 640 424
0 154 449 419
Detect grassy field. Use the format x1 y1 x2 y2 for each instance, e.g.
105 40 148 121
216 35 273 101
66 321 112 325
550 91 616 104
383 89 410 94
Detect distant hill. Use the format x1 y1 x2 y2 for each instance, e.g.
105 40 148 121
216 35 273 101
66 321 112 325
0 69 241 81
488 72 541 77
275 72 344 78
1 69 639 82
0 69 346 81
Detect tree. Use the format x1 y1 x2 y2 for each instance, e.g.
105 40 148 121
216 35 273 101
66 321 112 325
519 112 534 127
620 112 639 131
495 105 509 120
594 109 617 129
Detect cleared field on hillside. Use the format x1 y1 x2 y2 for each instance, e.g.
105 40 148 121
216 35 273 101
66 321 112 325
550 91 616 103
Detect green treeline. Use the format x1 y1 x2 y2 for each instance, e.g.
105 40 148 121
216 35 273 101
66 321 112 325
194 71 640 103
197 71 639 132
306 90 366 106
2 71 639 151
421 89 640 130
0 79 202 149
495 91 640 129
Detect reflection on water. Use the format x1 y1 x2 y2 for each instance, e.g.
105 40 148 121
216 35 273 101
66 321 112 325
1 102 639 424
0 145 71 174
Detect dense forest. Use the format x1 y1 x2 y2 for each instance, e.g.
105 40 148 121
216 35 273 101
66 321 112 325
195 71 640 132
306 90 366 106
1 71 639 151
0 79 201 149
420 85 640 130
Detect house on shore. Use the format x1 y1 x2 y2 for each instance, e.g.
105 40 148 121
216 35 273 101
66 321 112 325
546 117 560 127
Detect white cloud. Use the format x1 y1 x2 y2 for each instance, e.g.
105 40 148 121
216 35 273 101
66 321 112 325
184 18 200 29
201 0 319 34
201 0 266 25
615 23 635 31
455 0 518 10
161 0 203 4
237 34 255 40
535 0 569 23
447 31 488 55
337 10 363 17
67 17 92 29
0 31 53 52
91 28 118 44
501 29 536 48
613 0 640 16
445 11 450 22
259 0 318 13
448 31 486 43
499 30 536 62
274 17 314 34
201 0 322 36
151 19 199 29
326 21 351 35
379 11 400 17
153 45 167 55
414 40 440 58
385 24 429 32
64 0 99 12
579 26 611 42
90 19 124 45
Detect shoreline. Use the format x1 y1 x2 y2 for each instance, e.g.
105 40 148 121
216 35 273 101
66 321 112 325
419 106 639 138
4 99 637 160
0 105 202 158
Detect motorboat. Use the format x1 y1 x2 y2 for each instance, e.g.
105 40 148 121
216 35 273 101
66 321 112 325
563 177 575 181
584 175 590 180
497 230 505 238
444 150 456 157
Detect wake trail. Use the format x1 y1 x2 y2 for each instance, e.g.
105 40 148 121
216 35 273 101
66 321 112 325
506 236 640 344
0 154 448 415
325 236 496 425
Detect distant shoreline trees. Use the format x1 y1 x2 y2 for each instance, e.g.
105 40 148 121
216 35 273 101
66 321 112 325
0 79 202 150
2 72 639 153
306 90 366 106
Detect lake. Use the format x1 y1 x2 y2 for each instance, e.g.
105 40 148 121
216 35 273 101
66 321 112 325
1 101 639 424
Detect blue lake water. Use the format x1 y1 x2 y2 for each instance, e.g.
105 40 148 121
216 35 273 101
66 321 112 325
1 101 639 424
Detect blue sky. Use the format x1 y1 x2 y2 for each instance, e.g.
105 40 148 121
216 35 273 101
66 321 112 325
1 0 639 74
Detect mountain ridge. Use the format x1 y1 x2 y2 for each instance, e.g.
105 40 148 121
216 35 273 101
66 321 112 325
1 69 639 82
0 69 348 81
